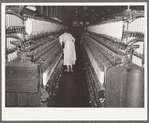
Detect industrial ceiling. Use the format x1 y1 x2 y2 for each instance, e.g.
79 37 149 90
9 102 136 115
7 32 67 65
60 6 144 24
6 5 144 26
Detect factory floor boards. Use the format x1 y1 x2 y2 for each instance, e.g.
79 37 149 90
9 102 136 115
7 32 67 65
54 31 91 107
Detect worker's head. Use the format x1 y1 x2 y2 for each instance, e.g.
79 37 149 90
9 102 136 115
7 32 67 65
65 29 71 34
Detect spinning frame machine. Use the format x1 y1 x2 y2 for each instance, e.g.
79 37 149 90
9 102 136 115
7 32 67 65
5 8 66 107
5 7 145 107
81 9 145 107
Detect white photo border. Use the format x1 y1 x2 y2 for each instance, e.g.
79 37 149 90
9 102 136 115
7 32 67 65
1 2 148 121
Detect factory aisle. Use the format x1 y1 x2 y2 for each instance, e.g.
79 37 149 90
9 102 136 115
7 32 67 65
54 29 91 107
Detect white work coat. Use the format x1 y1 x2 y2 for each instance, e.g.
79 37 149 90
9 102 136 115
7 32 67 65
59 33 76 65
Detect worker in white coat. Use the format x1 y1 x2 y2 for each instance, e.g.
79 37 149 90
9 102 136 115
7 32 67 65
59 31 76 72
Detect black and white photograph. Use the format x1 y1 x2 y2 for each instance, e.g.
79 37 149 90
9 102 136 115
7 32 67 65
1 2 147 121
